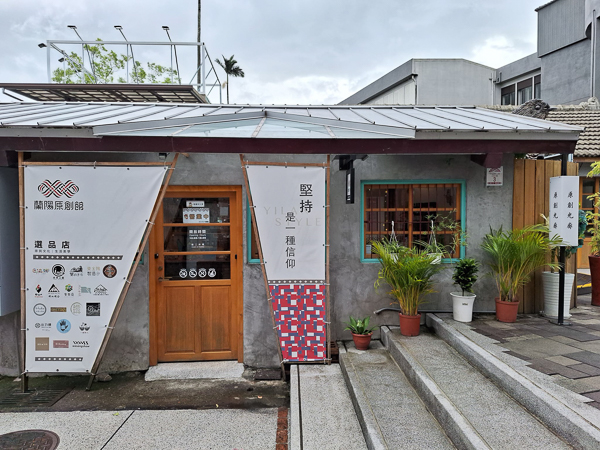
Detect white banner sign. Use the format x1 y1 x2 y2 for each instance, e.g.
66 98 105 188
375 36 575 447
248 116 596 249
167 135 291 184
549 176 579 247
246 165 326 282
25 166 166 373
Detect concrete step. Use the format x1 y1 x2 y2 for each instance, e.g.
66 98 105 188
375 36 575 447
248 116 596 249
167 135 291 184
382 326 571 450
339 340 455 450
428 314 600 449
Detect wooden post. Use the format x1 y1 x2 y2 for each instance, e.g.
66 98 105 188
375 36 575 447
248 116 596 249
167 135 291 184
18 152 27 393
86 154 179 390
326 155 331 365
239 155 286 379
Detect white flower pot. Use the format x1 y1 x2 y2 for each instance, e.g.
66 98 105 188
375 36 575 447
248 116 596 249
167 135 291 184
451 292 476 323
542 271 575 319
429 253 443 264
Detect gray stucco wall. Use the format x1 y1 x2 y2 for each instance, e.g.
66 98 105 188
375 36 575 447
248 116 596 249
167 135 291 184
0 150 515 375
414 60 495 106
541 39 592 104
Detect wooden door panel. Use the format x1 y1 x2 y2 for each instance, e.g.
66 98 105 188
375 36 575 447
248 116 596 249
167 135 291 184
200 286 231 353
152 186 243 364
164 286 196 355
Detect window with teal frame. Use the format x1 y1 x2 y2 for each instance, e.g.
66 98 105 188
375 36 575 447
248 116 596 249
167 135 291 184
361 180 466 263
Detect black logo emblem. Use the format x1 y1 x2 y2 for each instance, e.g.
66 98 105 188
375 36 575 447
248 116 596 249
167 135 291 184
48 284 60 294
35 285 42 294
86 303 100 316
79 322 90 332
103 265 117 278
52 264 65 277
70 266 83 275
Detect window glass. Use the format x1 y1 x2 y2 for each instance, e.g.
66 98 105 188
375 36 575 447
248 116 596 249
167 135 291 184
164 226 230 252
363 183 462 260
517 86 532 104
164 254 231 280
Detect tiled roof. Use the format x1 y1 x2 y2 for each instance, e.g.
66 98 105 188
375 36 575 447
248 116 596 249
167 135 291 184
484 99 600 157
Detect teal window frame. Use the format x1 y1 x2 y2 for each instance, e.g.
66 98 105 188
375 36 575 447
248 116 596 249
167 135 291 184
360 179 467 263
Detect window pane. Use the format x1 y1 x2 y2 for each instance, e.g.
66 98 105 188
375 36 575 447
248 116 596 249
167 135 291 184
163 226 230 252
164 254 230 280
163 197 230 224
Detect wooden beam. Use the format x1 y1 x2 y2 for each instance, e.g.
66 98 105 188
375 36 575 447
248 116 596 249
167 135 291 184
18 152 27 393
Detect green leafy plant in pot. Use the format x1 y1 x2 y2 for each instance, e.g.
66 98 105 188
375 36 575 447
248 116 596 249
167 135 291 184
344 316 378 350
450 258 478 323
481 224 560 323
372 239 444 336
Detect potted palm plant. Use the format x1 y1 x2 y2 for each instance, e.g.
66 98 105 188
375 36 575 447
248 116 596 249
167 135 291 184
450 258 478 323
372 239 444 336
481 224 560 323
344 316 378 350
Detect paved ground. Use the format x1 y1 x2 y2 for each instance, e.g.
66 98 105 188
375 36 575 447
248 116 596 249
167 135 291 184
469 293 600 409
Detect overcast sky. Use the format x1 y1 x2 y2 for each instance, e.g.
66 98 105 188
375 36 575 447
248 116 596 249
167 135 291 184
0 0 541 104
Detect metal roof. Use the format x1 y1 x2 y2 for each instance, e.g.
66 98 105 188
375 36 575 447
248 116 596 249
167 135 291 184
0 102 582 141
1 84 207 104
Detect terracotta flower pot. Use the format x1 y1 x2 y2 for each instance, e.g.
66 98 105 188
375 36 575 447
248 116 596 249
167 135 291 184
495 297 519 323
399 313 421 336
590 255 600 307
352 332 373 351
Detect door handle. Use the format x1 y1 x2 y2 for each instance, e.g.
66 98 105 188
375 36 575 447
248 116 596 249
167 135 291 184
158 277 164 282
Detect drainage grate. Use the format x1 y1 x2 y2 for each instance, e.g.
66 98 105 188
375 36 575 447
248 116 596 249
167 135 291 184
0 430 60 450
254 368 282 380
0 389 71 408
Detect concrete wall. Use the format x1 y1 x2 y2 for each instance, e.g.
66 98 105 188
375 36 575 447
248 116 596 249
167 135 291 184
0 150 515 375
414 60 495 106
538 0 587 57
367 78 416 105
541 39 592 104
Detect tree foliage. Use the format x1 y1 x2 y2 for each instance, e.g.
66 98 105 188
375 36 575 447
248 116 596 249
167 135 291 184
215 54 244 103
52 39 180 84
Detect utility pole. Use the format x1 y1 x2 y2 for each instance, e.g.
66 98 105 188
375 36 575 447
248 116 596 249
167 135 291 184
197 0 201 88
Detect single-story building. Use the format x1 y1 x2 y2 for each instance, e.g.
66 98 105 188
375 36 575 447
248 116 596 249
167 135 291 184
0 92 582 375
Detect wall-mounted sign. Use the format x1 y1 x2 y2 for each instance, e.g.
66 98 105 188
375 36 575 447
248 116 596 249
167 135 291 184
183 207 210 223
549 176 579 246
24 165 166 373
186 200 204 208
486 167 503 186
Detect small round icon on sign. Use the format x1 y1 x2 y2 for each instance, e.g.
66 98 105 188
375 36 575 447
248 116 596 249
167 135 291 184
33 303 46 316
189 269 197 278
199 268 207 278
179 268 188 278
52 264 65 277
208 268 216 278
103 265 117 279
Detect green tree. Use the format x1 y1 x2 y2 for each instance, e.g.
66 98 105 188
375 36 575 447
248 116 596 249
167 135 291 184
52 39 180 84
215 54 244 104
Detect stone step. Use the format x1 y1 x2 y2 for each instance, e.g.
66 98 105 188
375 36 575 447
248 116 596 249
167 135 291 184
427 313 600 449
382 326 571 450
339 340 455 450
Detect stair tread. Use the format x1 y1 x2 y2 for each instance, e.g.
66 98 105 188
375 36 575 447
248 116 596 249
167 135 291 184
389 329 571 449
344 346 455 449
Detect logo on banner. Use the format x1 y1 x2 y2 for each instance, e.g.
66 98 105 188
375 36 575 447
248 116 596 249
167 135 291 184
52 264 65 278
70 266 83 276
79 322 90 333
93 285 108 296
65 284 73 293
86 303 100 316
35 322 51 330
34 285 43 298
38 179 79 198
56 319 71 333
35 337 49 351
71 302 82 315
53 340 69 349
72 340 89 348
79 286 92 295
51 307 67 313
33 304 46 316
32 268 49 274
103 265 117 278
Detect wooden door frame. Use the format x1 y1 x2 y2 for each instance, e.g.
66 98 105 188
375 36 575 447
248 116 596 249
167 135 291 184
149 185 243 365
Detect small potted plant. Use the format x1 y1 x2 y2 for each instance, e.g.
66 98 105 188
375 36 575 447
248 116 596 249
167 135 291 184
344 316 378 350
372 239 444 336
481 224 560 323
450 258 478 323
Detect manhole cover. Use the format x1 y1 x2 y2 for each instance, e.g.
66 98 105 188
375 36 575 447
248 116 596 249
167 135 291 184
254 368 282 380
0 389 71 408
0 430 59 450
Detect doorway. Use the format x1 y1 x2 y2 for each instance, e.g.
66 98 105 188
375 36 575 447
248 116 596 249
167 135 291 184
150 186 243 364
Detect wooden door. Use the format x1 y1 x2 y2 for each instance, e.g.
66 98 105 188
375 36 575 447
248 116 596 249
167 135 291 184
150 186 242 363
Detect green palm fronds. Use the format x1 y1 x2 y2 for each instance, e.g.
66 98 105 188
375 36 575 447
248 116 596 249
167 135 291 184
481 224 561 302
372 239 444 316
